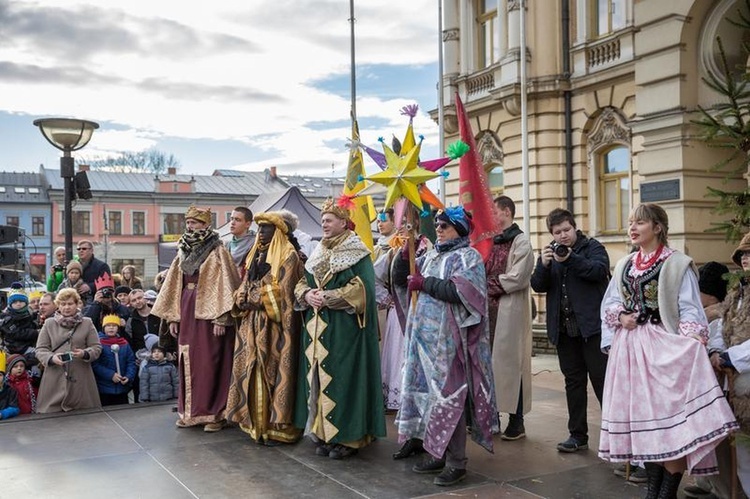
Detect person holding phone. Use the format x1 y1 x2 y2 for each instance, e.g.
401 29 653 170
35 288 102 413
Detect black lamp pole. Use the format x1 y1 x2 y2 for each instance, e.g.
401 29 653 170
61 151 75 263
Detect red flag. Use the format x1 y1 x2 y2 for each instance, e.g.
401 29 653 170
456 92 499 261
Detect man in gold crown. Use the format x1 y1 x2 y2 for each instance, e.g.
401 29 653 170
293 198 385 459
226 211 304 445
152 205 240 431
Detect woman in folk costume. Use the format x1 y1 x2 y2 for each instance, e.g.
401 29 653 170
394 206 497 487
226 211 304 445
151 206 240 431
599 203 738 499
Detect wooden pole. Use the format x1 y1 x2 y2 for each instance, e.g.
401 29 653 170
407 206 417 311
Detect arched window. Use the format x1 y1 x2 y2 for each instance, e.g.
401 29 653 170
586 107 631 235
487 165 504 194
477 130 505 194
476 0 498 69
599 146 630 233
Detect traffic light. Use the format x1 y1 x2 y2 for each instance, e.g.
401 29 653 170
0 225 25 272
0 225 22 245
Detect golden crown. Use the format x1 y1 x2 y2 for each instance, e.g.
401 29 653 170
321 197 351 221
185 205 212 225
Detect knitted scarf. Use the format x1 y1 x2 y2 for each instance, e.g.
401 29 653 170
178 229 221 276
53 310 83 329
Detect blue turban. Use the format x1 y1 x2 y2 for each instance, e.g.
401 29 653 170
435 206 472 237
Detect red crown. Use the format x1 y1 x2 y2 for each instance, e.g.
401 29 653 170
94 272 115 291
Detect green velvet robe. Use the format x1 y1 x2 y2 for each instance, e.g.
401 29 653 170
294 247 386 445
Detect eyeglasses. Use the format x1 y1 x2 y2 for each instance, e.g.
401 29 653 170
76 247 91 251
434 222 450 230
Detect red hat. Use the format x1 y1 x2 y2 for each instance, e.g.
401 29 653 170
94 272 115 291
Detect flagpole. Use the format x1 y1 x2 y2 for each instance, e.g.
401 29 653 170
520 0 530 235
350 0 357 122
437 0 445 203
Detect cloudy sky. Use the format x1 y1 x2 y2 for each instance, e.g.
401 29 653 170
0 0 442 177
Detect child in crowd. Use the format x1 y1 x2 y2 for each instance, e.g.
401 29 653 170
6 354 37 414
0 351 20 421
92 314 136 406
28 291 43 314
135 334 159 374
0 284 39 368
139 345 178 402
59 261 90 302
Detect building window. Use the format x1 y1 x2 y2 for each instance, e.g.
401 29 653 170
476 0 498 69
6 216 19 227
132 211 145 236
599 146 630 233
112 259 145 280
32 216 44 236
487 165 504 194
73 212 91 235
226 212 232 223
164 213 185 235
211 212 218 228
593 0 626 37
108 211 122 235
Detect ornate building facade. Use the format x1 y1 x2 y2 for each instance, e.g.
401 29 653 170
437 0 747 266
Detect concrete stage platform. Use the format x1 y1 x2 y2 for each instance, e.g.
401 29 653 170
0 355 694 498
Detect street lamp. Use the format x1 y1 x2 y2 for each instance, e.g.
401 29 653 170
33 118 99 263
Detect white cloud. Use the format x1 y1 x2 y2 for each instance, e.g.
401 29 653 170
2 0 442 175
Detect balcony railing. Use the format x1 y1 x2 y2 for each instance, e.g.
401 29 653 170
586 37 621 68
466 67 495 95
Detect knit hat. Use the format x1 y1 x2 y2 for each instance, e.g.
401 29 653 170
0 350 5 375
66 260 83 274
115 285 132 296
732 232 750 267
7 282 28 306
102 314 121 328
6 353 25 373
699 261 729 302
144 333 159 352
143 290 158 303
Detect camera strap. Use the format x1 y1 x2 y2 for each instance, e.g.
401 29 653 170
50 324 79 354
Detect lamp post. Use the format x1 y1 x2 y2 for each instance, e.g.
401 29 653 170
33 118 99 263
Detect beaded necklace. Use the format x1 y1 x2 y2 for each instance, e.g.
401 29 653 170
634 244 664 271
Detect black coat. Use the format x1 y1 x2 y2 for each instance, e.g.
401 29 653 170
530 232 610 345
0 310 39 355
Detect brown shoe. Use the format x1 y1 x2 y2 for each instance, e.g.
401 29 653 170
175 419 189 428
204 420 227 433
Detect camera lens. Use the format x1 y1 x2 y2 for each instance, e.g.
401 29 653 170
554 244 568 257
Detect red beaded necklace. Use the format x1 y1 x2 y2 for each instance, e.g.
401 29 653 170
634 244 664 270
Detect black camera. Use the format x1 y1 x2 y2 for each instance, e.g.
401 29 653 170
549 241 569 257
53 264 65 272
101 288 113 298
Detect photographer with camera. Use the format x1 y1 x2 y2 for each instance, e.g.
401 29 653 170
46 246 66 293
83 274 130 334
530 208 610 454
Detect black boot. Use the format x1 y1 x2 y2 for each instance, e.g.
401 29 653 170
643 462 663 499
657 469 682 499
392 438 425 460
501 414 526 441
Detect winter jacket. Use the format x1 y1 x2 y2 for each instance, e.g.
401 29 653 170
81 256 112 296
530 232 610 345
83 302 131 333
0 382 20 420
91 334 137 395
139 359 178 402
0 309 39 355
125 311 160 352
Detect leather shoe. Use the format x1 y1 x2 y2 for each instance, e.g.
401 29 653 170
328 444 358 460
315 444 331 457
392 438 425 460
203 420 226 433
412 456 446 474
434 467 467 486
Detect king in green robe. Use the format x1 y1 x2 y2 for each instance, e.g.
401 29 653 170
293 200 386 459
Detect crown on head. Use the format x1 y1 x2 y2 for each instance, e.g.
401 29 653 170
94 272 115 291
102 314 121 328
185 205 212 225
321 197 351 221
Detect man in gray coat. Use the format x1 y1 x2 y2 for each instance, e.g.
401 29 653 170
486 196 534 440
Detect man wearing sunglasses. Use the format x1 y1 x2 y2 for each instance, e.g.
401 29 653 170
76 240 112 303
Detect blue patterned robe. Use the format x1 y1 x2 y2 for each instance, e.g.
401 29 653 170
396 240 497 457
